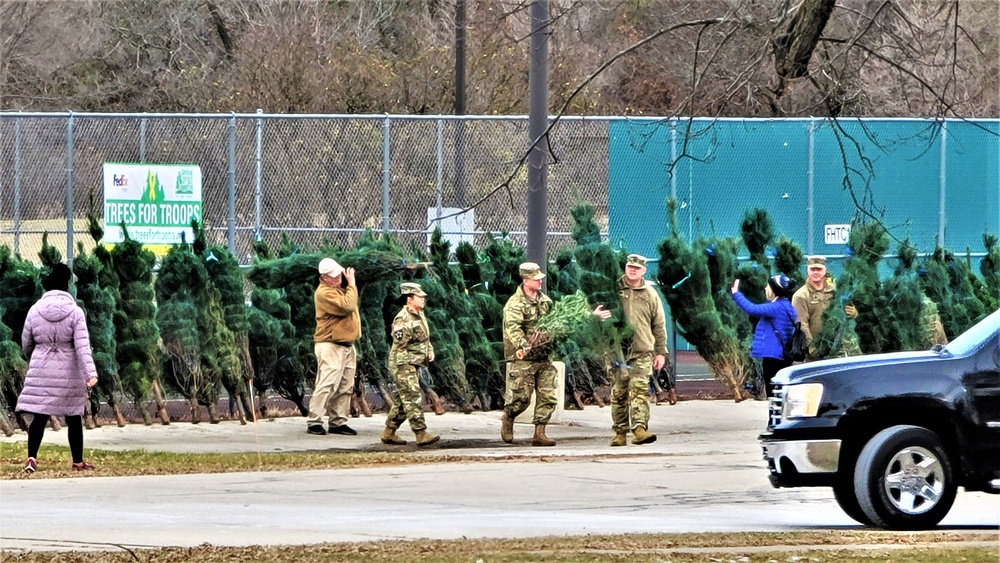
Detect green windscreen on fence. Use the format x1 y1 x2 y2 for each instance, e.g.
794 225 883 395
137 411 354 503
608 117 1000 268
608 117 999 350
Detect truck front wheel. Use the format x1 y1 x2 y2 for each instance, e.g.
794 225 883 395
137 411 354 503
853 425 957 530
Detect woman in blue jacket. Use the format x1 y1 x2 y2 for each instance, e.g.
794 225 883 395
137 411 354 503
730 274 798 398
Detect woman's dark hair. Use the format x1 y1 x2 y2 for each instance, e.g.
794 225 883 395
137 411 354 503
43 263 72 292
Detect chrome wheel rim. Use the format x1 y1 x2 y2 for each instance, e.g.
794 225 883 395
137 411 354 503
883 446 944 515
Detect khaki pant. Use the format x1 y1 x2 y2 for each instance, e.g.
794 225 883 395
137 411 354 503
307 342 356 427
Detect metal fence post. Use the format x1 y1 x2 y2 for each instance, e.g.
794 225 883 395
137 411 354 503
66 112 75 264
938 120 947 246
255 109 264 241
227 113 236 253
807 118 816 256
13 117 21 256
669 118 677 201
435 117 444 221
382 114 391 234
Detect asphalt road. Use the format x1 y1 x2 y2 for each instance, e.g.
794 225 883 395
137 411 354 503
2 401 998 552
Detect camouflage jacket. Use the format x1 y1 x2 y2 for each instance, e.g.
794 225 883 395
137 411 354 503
502 285 553 360
617 276 667 357
791 278 835 344
389 306 434 367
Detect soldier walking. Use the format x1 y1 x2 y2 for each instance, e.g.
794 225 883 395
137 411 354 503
501 262 609 446
610 254 667 446
500 262 559 446
382 282 440 447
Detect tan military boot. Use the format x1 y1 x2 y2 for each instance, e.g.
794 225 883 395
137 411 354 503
500 412 514 443
667 389 678 405
414 429 440 447
381 427 407 445
531 424 556 447
609 433 627 447
632 427 657 445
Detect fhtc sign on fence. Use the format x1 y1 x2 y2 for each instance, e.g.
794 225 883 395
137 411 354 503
103 163 203 255
824 224 851 245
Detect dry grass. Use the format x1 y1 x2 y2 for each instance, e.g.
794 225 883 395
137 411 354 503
3 533 997 562
0 441 642 479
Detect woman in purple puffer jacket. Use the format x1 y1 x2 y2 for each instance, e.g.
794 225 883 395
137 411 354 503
730 274 798 399
16 263 98 473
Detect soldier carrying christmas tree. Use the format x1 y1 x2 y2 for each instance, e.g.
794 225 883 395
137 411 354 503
500 262 610 446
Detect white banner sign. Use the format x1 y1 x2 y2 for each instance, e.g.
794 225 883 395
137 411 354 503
824 223 851 245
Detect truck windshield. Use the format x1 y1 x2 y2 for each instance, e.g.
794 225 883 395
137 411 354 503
945 308 1000 356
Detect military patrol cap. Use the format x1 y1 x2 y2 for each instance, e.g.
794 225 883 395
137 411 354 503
400 282 427 297
518 262 546 280
806 256 827 268
626 254 647 267
318 257 344 277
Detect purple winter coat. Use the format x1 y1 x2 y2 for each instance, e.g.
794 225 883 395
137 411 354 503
15 290 98 416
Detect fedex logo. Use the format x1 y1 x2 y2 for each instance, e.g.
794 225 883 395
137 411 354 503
113 174 129 187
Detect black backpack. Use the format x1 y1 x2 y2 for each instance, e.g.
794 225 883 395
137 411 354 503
774 306 807 362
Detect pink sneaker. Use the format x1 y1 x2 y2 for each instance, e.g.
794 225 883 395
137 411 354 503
23 457 37 473
71 461 95 471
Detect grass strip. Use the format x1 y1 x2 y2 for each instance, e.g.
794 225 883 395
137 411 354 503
0 442 645 479
3 533 997 562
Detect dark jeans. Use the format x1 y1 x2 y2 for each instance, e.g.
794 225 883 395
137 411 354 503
27 413 84 463
761 357 794 398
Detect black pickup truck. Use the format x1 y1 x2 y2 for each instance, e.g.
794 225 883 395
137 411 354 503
760 307 1000 529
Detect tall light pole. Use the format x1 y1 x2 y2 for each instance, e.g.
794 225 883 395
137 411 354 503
526 0 549 268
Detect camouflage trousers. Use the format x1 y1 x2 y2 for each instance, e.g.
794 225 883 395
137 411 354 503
386 364 426 432
611 354 652 434
504 360 557 425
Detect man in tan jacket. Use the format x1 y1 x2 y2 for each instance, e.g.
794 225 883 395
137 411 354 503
611 254 667 447
307 257 361 436
791 256 857 360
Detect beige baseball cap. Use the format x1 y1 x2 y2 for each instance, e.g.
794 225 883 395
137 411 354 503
318 257 344 277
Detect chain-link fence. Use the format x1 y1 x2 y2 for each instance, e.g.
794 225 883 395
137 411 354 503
608 117 1000 267
0 112 611 265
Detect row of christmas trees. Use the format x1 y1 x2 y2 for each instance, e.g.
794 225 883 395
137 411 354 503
656 202 1000 400
1 203 997 433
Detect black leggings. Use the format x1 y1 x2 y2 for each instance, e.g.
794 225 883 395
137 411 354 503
27 413 84 463
761 357 794 398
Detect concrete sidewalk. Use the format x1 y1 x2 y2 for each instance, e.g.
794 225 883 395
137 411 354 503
3 399 998 553
1 398 768 458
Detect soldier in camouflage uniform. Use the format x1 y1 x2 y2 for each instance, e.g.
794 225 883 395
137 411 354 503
381 282 440 447
610 254 667 447
791 256 859 360
501 262 558 446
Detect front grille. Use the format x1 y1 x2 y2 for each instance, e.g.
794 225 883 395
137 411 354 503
768 385 784 428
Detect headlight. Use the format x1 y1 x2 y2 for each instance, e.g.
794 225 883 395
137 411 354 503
782 383 824 418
